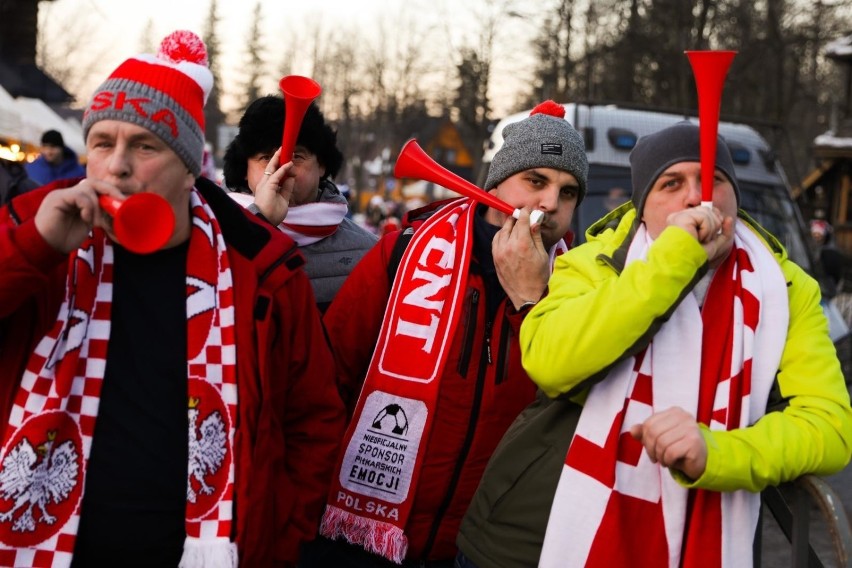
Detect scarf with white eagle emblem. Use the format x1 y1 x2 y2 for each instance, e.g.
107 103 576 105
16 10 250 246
0 189 238 568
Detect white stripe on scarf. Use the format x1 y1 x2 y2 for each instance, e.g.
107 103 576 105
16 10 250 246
0 189 238 568
228 191 347 246
539 222 788 568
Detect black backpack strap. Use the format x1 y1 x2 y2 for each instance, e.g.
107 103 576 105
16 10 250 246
386 227 415 284
385 201 448 283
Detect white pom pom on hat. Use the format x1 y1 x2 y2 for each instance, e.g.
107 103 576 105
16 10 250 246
151 29 213 104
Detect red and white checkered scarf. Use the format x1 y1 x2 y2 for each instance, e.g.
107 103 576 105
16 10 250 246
539 223 788 568
0 189 238 568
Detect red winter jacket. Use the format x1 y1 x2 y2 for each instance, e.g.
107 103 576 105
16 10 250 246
322 199 538 561
0 178 345 566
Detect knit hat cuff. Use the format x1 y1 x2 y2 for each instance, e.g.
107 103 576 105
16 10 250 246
485 112 588 201
629 122 740 216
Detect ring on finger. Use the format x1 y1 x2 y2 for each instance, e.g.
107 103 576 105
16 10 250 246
263 171 273 176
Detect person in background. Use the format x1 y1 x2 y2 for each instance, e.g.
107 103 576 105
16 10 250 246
25 129 86 185
810 218 848 295
0 30 344 567
0 156 38 205
456 122 852 568
337 182 354 219
379 214 401 238
362 194 388 236
200 141 218 182
604 186 629 212
223 96 377 313
307 100 587 568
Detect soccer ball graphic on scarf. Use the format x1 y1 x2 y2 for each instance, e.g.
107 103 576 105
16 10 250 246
371 404 409 436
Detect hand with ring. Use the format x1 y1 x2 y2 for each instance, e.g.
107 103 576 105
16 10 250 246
254 147 296 226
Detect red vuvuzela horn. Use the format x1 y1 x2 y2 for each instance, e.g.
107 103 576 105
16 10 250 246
685 50 737 207
279 75 322 163
394 139 539 222
98 193 175 254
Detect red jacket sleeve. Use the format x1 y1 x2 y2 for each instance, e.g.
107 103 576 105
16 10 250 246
322 231 399 416
271 269 346 562
0 189 68 318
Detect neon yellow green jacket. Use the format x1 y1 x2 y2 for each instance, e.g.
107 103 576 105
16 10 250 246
521 205 852 492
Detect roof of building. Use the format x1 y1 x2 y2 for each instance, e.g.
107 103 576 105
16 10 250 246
0 58 72 103
826 34 852 63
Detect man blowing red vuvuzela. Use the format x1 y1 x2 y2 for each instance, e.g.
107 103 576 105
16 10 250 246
0 30 344 567
454 122 852 568
298 101 588 568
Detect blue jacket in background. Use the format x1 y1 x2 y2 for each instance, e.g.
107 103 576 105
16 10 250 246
25 147 85 185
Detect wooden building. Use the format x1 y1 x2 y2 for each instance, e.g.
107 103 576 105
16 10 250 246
394 117 476 204
795 34 852 255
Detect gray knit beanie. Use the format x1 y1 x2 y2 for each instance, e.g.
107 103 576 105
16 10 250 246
82 30 213 177
629 121 740 216
485 101 588 202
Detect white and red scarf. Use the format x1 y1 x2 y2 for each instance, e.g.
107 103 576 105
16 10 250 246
280 202 347 245
321 199 568 562
539 223 788 568
319 198 476 563
228 191 346 246
0 190 238 568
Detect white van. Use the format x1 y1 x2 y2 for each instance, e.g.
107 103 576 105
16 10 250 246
479 103 851 356
480 104 812 259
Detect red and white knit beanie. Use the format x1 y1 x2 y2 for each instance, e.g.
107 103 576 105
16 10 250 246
82 30 213 176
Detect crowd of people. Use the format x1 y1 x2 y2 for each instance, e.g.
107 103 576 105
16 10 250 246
0 29 850 568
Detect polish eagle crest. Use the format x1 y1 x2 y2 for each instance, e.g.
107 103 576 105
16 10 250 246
0 431 79 533
187 396 227 504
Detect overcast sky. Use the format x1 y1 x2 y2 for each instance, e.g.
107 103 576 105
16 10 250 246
38 0 532 115
39 0 414 87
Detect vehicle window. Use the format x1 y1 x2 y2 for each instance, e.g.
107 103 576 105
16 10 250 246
574 165 633 244
738 181 813 273
576 167 814 274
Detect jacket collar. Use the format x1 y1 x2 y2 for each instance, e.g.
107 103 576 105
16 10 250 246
195 177 305 290
586 203 787 275
195 176 273 260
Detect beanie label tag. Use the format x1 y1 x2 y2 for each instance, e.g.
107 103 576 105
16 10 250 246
541 143 563 156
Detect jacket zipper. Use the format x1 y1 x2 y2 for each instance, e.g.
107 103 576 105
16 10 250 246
457 289 479 376
494 312 511 384
422 317 492 557
485 319 492 364
257 245 301 286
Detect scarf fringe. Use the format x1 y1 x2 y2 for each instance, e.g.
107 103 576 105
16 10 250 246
320 505 408 564
178 537 238 568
